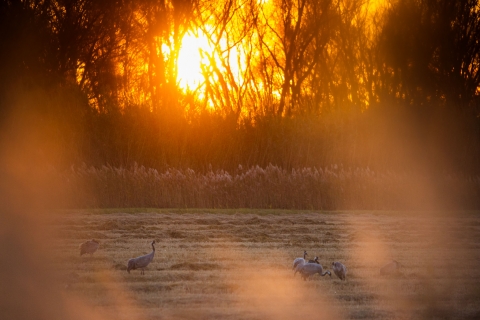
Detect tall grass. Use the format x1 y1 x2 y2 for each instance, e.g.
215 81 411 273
56 163 480 210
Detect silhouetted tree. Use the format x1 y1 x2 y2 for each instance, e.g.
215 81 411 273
0 0 55 89
378 0 480 110
256 0 338 116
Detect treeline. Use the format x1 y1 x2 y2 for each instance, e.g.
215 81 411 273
1 0 480 177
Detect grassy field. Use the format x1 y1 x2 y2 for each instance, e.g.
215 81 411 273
48 210 480 319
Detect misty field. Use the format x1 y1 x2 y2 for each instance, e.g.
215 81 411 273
50 210 480 320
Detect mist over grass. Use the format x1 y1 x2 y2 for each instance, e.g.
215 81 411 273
46 210 480 320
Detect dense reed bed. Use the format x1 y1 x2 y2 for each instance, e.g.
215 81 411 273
55 164 480 210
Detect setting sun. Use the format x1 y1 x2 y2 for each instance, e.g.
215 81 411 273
177 31 210 91
177 31 245 102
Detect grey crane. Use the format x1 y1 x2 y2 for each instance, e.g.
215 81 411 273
293 255 320 275
79 239 99 256
296 263 331 281
308 256 320 264
332 261 347 281
292 250 308 270
127 240 155 275
380 260 401 276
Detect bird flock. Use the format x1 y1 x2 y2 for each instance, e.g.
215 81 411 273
291 250 401 281
77 240 402 279
293 250 335 281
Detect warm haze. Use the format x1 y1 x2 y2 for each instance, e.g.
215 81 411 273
1 0 480 319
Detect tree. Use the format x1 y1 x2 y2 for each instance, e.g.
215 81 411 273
47 0 123 111
377 0 480 110
255 0 337 115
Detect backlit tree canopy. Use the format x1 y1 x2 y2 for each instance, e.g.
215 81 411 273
1 0 480 173
2 0 479 116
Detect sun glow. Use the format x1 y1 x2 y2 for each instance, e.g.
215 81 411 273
177 31 210 91
176 28 247 105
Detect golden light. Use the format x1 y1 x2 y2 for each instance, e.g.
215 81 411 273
177 31 211 91
176 28 249 110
